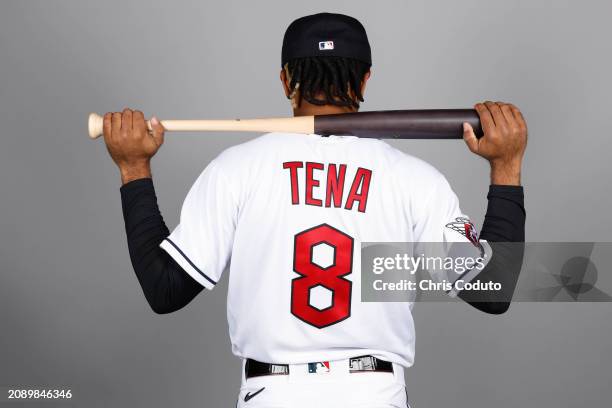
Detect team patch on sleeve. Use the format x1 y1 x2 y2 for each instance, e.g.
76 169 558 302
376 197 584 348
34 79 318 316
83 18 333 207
445 217 480 245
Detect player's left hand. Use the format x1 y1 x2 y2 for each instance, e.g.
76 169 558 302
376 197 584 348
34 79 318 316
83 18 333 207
463 101 528 185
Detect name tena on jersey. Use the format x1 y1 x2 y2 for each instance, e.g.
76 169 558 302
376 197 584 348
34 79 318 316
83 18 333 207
283 162 372 213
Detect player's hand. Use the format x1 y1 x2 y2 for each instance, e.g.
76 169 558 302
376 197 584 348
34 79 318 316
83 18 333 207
102 108 165 184
463 101 527 185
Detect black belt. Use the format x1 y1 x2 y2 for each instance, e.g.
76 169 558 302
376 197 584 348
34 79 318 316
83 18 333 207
245 356 393 379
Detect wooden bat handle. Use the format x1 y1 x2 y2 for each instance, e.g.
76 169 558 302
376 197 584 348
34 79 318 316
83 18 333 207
88 113 105 139
88 110 482 140
87 113 314 139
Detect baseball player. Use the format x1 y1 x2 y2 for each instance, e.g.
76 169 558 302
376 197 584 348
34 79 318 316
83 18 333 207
102 13 527 408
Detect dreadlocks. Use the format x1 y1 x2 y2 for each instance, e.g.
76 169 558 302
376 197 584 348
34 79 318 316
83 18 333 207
285 56 371 109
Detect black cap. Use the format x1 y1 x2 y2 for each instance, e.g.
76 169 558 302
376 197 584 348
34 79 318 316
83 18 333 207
281 13 371 67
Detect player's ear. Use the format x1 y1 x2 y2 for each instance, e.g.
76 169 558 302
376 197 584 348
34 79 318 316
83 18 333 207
280 68 291 98
360 70 371 97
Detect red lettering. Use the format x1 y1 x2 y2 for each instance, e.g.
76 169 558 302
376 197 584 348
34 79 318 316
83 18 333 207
283 162 372 212
305 162 324 206
345 167 372 213
283 161 303 204
325 164 346 208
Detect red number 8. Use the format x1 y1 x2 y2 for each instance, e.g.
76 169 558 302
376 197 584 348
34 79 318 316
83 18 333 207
291 224 354 328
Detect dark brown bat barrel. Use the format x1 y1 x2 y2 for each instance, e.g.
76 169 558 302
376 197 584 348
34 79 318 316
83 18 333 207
314 109 483 139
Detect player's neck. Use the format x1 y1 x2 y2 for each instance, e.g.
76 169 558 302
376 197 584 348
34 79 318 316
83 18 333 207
292 103 357 117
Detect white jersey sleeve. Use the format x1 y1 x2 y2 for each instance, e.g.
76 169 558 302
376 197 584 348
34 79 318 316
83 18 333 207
413 174 471 242
412 171 491 295
160 158 238 290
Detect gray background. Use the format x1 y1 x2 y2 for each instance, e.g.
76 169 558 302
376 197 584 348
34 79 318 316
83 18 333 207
1 0 611 407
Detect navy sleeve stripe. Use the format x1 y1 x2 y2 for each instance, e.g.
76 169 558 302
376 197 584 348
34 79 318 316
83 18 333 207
163 238 218 286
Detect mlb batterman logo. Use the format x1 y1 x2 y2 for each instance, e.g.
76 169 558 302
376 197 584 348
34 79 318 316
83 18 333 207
308 361 331 374
319 41 334 50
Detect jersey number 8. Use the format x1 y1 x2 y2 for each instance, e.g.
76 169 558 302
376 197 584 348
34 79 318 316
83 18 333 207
291 224 354 328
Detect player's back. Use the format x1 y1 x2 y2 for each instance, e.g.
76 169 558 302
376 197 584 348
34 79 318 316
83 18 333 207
218 133 450 366
164 132 457 367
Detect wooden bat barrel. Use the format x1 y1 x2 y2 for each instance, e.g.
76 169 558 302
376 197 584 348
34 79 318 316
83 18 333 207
314 109 483 139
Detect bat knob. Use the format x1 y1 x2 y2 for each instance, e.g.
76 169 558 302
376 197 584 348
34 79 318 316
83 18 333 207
88 113 104 139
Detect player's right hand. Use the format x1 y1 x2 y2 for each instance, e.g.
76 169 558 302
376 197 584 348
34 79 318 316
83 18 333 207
102 108 165 184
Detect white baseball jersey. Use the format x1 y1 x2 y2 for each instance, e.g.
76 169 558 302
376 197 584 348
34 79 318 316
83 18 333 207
160 132 480 367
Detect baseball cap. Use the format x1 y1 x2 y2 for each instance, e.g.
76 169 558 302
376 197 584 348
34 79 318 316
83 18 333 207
281 12 372 67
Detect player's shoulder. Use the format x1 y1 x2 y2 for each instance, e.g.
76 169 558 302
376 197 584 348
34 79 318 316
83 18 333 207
211 133 292 163
377 143 457 206
201 133 303 183
377 141 448 183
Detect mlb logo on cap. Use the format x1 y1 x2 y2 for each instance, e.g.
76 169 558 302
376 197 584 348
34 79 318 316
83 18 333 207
319 41 334 50
281 13 371 66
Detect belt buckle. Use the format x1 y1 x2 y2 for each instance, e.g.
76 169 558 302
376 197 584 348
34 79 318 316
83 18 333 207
349 356 376 373
270 364 289 375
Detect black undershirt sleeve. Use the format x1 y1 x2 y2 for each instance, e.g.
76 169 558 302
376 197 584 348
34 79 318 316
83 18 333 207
458 185 526 314
479 185 525 242
120 178 204 314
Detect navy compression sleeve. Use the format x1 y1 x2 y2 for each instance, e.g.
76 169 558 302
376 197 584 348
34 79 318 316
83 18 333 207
480 185 525 242
120 178 204 314
459 185 526 314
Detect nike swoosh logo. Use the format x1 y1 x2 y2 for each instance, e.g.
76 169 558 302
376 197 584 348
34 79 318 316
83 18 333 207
244 387 265 402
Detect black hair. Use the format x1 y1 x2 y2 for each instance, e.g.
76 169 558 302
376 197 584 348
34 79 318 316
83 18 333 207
285 56 371 109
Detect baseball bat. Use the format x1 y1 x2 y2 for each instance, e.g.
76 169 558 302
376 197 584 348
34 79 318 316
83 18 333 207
88 109 482 140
